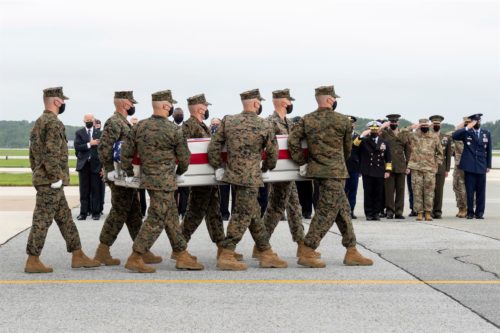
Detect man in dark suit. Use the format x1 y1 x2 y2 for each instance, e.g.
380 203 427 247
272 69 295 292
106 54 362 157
75 114 102 220
344 116 361 219
452 113 492 219
353 121 392 220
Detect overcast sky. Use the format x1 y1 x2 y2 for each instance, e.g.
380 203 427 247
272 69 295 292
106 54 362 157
0 0 498 126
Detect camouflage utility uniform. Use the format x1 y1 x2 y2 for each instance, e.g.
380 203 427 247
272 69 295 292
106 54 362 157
452 138 467 211
27 110 82 255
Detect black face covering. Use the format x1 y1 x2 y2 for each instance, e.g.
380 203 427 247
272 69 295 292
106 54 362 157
204 109 210 120
370 132 378 139
85 121 93 129
433 125 441 132
286 104 293 114
421 127 429 133
174 115 184 124
257 104 263 116
390 124 398 130
168 106 174 117
58 103 66 114
331 100 337 111
127 106 136 116
473 123 481 130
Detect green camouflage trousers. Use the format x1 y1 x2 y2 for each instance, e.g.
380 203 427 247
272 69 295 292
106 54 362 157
304 178 356 250
133 190 187 254
26 185 81 256
411 170 435 213
181 186 225 245
453 168 467 209
222 185 271 251
99 183 142 246
262 182 304 243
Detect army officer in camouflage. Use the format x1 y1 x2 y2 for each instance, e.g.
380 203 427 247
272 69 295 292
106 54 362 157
208 89 288 270
451 117 470 218
429 115 452 219
258 89 307 257
180 93 243 261
288 85 373 268
406 119 444 221
25 87 100 273
122 90 203 272
94 91 161 266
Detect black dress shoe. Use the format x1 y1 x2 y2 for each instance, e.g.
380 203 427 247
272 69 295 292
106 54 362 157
409 211 417 217
92 214 100 220
394 214 405 219
475 215 484 219
351 213 357 219
387 212 394 219
379 212 387 218
366 216 374 221
77 214 87 221
222 214 230 221
466 214 474 220
303 212 312 219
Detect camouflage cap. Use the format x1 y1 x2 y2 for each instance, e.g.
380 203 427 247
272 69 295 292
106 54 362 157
347 115 357 123
272 89 295 101
240 89 265 101
468 113 483 121
43 87 69 100
386 114 401 122
114 91 138 104
429 115 444 124
314 85 340 98
419 118 431 126
151 90 177 104
187 93 211 106
366 120 382 129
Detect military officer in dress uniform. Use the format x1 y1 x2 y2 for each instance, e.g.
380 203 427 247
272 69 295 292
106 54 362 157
429 115 452 219
353 121 392 220
452 113 492 219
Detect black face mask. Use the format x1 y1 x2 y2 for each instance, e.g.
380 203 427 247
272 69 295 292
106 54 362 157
390 124 398 130
473 123 481 130
257 104 263 116
58 103 66 114
127 106 136 116
370 132 378 138
168 106 174 117
174 115 184 124
421 127 429 133
204 109 210 120
286 104 293 114
85 121 93 129
331 100 337 111
433 125 441 132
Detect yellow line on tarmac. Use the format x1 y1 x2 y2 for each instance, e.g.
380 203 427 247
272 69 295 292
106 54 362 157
0 279 499 285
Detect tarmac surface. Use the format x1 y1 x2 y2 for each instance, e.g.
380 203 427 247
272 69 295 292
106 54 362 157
0 173 499 332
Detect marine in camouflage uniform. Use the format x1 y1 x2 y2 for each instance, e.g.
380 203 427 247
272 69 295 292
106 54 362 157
451 117 469 217
208 89 287 270
122 90 203 273
261 89 305 255
380 114 411 219
429 115 452 219
25 87 99 273
180 94 227 254
288 85 373 268
406 119 444 221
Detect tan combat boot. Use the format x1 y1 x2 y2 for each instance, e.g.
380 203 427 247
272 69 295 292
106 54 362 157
171 251 197 261
457 208 467 218
176 250 204 270
125 251 156 273
143 251 162 264
72 249 101 268
416 212 423 221
297 241 321 258
425 211 433 221
259 249 288 268
217 245 243 261
94 243 120 266
297 245 326 268
217 248 248 271
24 255 53 273
252 245 260 259
343 247 374 266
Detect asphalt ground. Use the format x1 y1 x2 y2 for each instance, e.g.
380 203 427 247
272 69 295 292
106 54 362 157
0 174 499 332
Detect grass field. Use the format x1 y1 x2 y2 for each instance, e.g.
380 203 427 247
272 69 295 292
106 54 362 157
0 149 76 156
0 159 77 168
0 173 79 186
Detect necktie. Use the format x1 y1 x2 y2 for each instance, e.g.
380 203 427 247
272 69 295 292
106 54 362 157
88 129 91 139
